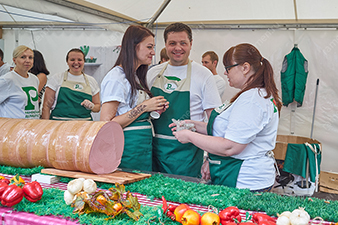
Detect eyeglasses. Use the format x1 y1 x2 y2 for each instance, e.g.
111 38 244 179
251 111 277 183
224 64 239 73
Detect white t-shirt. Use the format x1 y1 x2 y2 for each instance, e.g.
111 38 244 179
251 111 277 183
101 66 140 115
0 71 40 119
214 74 226 98
0 63 11 76
213 88 279 190
46 72 100 109
147 61 222 121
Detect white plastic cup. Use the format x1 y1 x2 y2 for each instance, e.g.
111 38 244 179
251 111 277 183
150 108 165 119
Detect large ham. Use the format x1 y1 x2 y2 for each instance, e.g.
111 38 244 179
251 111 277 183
0 118 124 174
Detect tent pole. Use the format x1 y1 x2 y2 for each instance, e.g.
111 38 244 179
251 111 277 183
310 79 319 139
146 0 171 28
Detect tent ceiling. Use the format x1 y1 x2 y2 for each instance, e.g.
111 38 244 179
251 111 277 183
1 0 338 30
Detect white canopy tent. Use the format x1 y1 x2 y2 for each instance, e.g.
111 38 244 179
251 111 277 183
0 0 337 173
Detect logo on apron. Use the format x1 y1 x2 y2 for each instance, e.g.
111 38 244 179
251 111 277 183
164 82 177 92
74 83 84 90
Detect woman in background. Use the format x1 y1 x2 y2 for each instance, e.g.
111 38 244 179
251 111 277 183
42 48 100 120
0 45 40 119
100 25 168 171
171 43 282 192
29 50 49 105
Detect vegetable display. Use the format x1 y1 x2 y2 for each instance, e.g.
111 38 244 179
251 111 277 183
64 178 143 221
0 174 43 207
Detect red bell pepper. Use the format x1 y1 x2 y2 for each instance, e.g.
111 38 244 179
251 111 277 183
240 222 256 225
161 196 176 221
219 206 242 225
168 204 177 213
22 181 43 202
1 184 24 207
0 182 9 201
258 221 277 225
0 178 10 185
252 213 276 224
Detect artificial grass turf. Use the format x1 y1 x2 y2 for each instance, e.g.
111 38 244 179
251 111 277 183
1 165 337 223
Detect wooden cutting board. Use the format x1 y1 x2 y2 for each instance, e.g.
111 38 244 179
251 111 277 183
41 168 151 184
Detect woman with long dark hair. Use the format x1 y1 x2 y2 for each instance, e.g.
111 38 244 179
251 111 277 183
171 43 282 191
100 25 168 171
29 50 49 104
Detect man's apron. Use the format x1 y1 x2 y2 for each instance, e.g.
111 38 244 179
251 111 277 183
206 102 244 187
119 90 153 171
50 71 92 121
151 61 203 177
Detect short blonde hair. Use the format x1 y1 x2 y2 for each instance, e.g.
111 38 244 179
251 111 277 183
13 45 33 59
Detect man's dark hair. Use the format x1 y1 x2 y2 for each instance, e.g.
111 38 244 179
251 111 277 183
0 49 3 61
164 23 192 43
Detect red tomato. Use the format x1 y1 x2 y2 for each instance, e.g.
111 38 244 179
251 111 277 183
174 204 190 222
201 212 221 225
181 209 201 225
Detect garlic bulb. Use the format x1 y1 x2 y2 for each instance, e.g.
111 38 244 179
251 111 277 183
64 190 74 205
83 179 97 194
289 208 310 225
277 215 291 225
280 211 292 218
67 178 84 194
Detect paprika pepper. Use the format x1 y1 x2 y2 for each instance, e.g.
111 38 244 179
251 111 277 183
0 178 10 185
0 182 9 201
10 174 25 186
219 206 242 225
258 220 277 225
252 213 276 224
161 196 176 221
22 181 43 202
1 184 24 207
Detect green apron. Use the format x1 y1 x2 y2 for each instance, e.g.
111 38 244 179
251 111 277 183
151 60 203 177
119 90 153 171
50 71 92 121
281 47 308 107
206 102 244 187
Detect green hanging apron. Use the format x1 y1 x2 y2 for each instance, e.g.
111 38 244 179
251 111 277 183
50 71 92 121
206 102 244 187
151 60 203 177
119 90 153 171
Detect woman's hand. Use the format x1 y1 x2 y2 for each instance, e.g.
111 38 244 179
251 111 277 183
172 129 192 144
81 99 95 110
201 160 211 181
143 96 169 112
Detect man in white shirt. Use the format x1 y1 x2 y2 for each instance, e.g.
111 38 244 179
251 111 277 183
0 49 11 76
202 51 226 99
147 23 221 177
